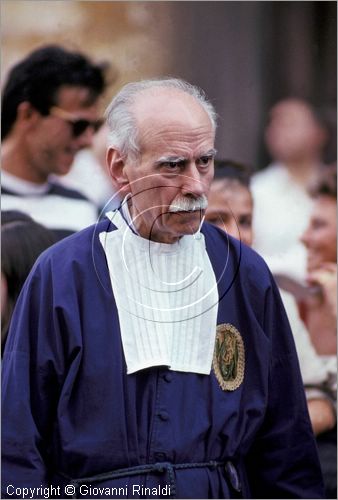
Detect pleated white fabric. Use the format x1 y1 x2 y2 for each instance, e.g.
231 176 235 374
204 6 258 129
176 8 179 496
99 207 219 374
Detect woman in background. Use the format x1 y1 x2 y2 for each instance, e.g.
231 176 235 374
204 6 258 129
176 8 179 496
301 164 337 358
300 164 337 499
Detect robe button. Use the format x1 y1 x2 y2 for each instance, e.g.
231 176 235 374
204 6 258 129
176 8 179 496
163 373 173 383
158 411 169 421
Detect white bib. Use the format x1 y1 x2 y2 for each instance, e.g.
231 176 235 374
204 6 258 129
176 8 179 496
99 208 219 374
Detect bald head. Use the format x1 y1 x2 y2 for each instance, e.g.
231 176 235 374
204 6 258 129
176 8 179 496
105 78 217 159
133 87 215 155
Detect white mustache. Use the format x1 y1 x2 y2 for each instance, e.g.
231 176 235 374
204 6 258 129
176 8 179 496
168 195 208 212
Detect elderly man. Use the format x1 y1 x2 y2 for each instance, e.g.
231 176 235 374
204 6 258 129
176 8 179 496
1 45 108 239
2 79 324 499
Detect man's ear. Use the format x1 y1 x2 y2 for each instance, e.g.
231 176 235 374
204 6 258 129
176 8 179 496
10 102 41 137
16 101 40 126
107 147 130 195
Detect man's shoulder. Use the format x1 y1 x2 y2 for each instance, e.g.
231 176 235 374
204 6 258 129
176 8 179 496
203 221 266 259
47 179 91 201
202 223 276 325
37 217 117 267
202 221 271 279
1 173 100 236
1 172 91 202
18 217 117 299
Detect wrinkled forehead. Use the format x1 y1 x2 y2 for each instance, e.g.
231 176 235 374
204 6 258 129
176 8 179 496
133 88 214 143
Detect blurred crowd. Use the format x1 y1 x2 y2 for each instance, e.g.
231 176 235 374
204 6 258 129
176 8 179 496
1 45 337 498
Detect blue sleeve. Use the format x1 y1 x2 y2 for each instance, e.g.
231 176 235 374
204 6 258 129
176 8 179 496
245 274 325 499
1 260 68 498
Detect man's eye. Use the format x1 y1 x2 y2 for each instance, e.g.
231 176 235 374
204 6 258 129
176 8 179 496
206 217 219 225
311 220 326 230
162 161 181 170
238 216 252 228
197 156 212 167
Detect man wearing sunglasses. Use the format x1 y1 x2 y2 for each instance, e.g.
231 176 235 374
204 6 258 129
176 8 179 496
1 45 108 239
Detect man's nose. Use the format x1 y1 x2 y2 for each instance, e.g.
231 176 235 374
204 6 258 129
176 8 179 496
181 165 205 197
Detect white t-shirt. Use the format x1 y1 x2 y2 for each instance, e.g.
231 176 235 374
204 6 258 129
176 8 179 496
251 163 313 282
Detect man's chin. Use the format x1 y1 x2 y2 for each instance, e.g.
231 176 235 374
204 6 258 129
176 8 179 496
55 159 75 177
171 211 204 235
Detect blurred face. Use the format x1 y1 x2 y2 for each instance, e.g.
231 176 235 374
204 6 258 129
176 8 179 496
301 195 337 272
25 85 100 182
205 180 253 246
122 89 215 244
265 100 325 163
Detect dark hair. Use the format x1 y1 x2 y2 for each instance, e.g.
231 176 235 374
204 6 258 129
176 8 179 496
309 163 337 200
213 159 252 188
1 45 107 140
1 219 57 352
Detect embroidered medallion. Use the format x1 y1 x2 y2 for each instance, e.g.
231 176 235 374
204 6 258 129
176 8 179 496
213 323 245 391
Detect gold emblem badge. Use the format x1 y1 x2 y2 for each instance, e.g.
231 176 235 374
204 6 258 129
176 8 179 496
213 323 245 391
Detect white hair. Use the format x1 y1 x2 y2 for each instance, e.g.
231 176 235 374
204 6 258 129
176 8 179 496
105 78 217 159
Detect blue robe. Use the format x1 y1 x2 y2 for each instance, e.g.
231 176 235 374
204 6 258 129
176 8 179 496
2 218 325 499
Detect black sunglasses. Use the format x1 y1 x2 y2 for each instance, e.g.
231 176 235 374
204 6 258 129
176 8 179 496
49 106 104 137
